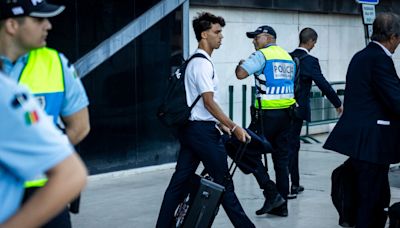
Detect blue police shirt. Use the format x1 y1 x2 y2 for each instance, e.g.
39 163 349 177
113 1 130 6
240 51 266 76
0 75 74 223
0 52 89 116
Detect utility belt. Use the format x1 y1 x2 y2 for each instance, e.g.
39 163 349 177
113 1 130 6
250 99 295 132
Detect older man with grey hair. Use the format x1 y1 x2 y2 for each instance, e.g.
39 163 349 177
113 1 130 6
324 12 400 228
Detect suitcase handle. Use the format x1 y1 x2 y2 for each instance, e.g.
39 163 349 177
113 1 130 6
228 139 249 177
199 139 249 180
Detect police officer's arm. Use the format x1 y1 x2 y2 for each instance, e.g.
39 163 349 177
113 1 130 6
2 154 87 228
235 52 265 80
235 60 249 79
62 107 90 145
60 54 90 145
202 92 249 142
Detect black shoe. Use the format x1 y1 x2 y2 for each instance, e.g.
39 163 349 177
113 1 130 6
267 201 288 217
291 185 304 195
255 194 285 215
287 193 297 200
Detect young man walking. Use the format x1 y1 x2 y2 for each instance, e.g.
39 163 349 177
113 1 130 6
156 12 255 228
288 28 342 199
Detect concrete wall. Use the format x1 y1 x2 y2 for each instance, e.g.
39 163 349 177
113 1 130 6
189 6 400 130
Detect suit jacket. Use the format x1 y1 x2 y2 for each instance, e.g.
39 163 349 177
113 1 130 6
290 49 342 121
323 42 400 165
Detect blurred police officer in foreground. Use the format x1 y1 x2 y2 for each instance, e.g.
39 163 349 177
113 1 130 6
0 0 90 226
0 74 87 228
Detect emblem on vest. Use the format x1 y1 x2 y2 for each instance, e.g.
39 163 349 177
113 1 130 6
35 96 46 110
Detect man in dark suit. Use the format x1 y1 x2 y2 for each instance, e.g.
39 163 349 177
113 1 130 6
324 12 400 228
288 28 343 198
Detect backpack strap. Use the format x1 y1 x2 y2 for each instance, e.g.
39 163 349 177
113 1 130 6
187 53 215 79
186 53 215 109
298 53 309 61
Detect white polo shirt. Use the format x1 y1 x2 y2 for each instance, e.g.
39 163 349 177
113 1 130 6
184 49 219 122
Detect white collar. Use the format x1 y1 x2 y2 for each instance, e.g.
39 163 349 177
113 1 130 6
195 48 212 60
373 41 392 57
296 47 310 54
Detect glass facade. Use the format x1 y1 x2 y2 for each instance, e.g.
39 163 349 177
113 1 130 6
48 0 183 174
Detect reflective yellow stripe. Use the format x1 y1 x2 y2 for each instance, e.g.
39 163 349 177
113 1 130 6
255 98 296 109
260 46 293 61
24 178 48 188
19 47 64 93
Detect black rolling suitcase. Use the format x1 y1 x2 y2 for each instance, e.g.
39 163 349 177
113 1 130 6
174 140 249 228
389 202 400 228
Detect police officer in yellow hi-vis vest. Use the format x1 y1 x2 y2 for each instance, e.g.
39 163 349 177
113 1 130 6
0 0 90 227
236 25 295 217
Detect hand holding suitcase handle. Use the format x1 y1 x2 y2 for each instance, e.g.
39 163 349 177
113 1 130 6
231 125 251 143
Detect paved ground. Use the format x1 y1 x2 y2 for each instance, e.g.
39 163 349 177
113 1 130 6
71 134 400 228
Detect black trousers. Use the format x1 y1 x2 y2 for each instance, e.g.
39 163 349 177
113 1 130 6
254 108 291 199
156 121 255 228
288 117 303 187
349 158 390 228
22 187 71 228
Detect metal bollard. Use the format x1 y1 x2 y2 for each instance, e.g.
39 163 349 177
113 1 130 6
229 85 233 120
242 85 247 127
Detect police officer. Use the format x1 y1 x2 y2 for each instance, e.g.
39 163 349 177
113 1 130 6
0 74 87 228
236 25 295 217
0 0 90 227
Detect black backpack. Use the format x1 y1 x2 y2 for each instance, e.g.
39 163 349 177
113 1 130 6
289 52 308 96
157 53 209 127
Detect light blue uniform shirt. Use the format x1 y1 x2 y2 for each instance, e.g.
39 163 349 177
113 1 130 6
0 75 74 223
240 51 266 76
0 52 89 116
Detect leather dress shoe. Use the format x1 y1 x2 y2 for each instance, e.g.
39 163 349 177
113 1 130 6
255 194 285 215
287 193 297 200
291 185 304 195
267 201 288 217
287 185 305 199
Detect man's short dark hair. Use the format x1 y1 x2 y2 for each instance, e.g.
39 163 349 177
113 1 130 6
299 27 318 44
371 12 400 42
192 12 225 42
